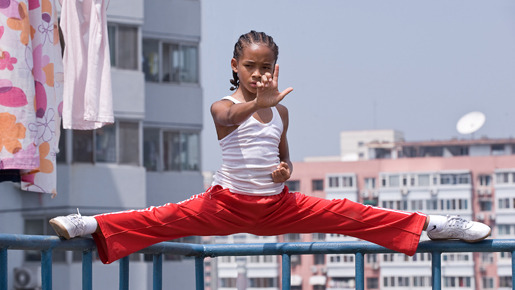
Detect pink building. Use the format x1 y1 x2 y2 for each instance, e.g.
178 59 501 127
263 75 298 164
285 135 515 290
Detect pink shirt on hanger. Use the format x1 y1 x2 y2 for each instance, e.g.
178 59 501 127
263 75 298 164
60 0 114 129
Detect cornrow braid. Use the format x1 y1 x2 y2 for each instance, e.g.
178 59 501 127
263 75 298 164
229 30 279 91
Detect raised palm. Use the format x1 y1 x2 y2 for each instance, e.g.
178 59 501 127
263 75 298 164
255 64 293 108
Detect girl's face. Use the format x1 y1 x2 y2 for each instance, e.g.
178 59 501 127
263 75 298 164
231 43 276 95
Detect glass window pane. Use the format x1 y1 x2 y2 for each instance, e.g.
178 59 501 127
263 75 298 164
95 124 116 163
119 121 139 165
73 130 93 163
388 175 399 187
182 132 199 171
144 128 160 171
181 45 198 83
162 43 179 82
143 39 159 82
163 131 181 171
108 24 116 66
418 174 430 186
56 126 66 163
118 26 138 70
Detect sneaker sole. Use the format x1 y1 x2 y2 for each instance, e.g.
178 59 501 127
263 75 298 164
49 219 72 240
429 228 492 243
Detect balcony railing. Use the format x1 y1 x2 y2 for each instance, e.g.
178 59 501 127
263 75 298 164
1 234 514 290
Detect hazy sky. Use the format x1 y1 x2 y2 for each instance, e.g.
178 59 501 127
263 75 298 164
200 0 515 171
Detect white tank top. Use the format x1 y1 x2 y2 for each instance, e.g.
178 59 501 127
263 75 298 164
212 96 285 195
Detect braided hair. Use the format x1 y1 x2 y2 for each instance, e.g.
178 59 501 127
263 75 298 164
230 30 279 91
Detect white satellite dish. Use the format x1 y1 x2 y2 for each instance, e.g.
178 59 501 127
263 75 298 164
456 111 486 135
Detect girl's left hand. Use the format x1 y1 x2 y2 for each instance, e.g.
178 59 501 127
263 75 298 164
272 161 291 183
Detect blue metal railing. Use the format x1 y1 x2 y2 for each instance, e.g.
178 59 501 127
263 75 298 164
1 234 515 290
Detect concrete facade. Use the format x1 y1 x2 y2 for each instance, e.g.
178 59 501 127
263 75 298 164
0 1 203 289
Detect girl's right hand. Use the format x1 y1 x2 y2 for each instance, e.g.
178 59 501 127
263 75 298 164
255 64 293 108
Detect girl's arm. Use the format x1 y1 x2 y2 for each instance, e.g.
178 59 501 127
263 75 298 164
272 104 293 183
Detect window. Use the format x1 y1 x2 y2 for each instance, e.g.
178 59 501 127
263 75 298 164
313 254 325 265
440 173 470 185
482 277 494 289
491 144 505 155
498 224 513 236
364 177 376 189
219 278 236 288
478 174 492 186
73 130 94 162
73 121 140 165
284 233 301 242
388 175 399 187
108 23 138 70
342 176 353 187
249 277 277 287
328 176 339 188
367 277 379 289
285 180 300 191
144 129 200 172
499 198 510 209
143 39 199 83
143 39 159 82
312 179 324 191
496 172 511 184
418 174 430 186
57 124 67 163
312 233 326 241
25 219 65 262
500 276 513 288
479 199 492 211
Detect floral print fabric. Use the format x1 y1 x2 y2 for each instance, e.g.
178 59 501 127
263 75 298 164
0 0 63 195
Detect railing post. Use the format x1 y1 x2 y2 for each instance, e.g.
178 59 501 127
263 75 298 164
281 254 291 290
41 249 52 290
153 253 162 290
82 250 92 290
355 252 365 290
119 256 129 290
431 251 442 290
195 256 205 290
0 248 7 290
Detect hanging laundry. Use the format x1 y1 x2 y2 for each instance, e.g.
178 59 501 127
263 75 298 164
59 0 113 130
0 0 63 196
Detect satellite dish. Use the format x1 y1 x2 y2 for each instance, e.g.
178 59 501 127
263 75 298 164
456 111 486 135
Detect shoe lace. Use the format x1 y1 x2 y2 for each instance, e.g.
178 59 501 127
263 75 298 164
446 215 469 229
68 208 86 235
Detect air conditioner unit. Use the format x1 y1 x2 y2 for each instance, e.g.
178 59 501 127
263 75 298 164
476 189 483 196
430 188 438 196
361 191 368 198
477 213 484 221
14 266 41 290
321 266 327 274
311 265 318 274
372 263 379 270
372 191 379 198
489 214 496 221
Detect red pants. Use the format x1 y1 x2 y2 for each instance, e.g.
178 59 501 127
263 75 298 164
92 186 426 264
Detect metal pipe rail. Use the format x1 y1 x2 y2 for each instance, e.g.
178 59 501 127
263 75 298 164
1 234 515 290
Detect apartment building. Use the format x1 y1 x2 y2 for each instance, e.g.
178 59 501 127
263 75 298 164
286 131 515 290
0 1 203 289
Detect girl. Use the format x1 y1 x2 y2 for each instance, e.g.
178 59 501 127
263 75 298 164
50 31 490 264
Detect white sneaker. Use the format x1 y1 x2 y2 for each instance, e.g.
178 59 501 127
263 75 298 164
427 215 491 242
49 209 87 239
